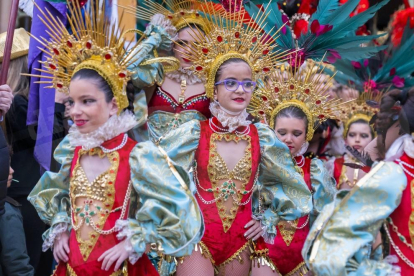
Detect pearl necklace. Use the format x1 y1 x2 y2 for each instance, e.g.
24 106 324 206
209 118 250 137
295 155 305 168
396 159 414 178
287 214 309 229
95 133 128 153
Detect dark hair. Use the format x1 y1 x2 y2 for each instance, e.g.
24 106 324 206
377 88 414 135
347 119 375 138
214 58 250 83
275 106 309 133
71 69 134 112
376 88 414 154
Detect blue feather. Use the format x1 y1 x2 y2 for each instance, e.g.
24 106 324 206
317 34 386 50
308 0 390 51
311 0 340 25
244 2 294 50
322 0 360 26
375 29 414 82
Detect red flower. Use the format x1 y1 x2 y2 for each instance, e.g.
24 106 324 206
351 61 361 69
392 76 405 88
310 20 333 36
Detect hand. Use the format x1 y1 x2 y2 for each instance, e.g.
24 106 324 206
0 84 13 115
53 231 70 263
98 239 130 271
244 219 264 241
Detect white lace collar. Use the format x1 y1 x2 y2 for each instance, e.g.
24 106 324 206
209 101 251 132
67 111 137 150
385 134 414 161
165 68 204 85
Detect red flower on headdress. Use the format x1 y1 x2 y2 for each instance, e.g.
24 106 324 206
310 20 333 36
363 80 377 91
69 0 88 7
392 76 405 88
391 7 414 46
288 49 305 68
327 49 341 63
220 0 242 12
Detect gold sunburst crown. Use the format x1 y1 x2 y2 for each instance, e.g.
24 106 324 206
176 1 289 99
122 0 213 34
25 1 178 113
339 89 383 138
249 59 347 141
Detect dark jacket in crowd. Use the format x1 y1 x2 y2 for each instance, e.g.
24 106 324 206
0 197 34 276
0 127 8 216
6 95 41 198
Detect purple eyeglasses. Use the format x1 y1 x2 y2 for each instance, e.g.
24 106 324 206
214 79 256 93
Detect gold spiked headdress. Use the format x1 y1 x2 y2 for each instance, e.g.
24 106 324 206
249 60 346 141
175 2 288 99
25 1 178 113
339 89 382 138
123 0 212 33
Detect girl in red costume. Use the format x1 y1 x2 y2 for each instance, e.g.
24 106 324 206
328 91 379 190
136 6 313 275
28 3 201 275
127 0 214 142
249 61 337 276
376 88 414 275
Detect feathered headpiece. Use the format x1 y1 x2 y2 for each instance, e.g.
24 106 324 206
325 22 414 92
248 59 346 141
175 0 290 99
338 89 382 138
244 0 389 67
391 6 414 46
24 1 178 113
122 0 213 34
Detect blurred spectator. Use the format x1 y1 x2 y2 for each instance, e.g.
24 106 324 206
0 163 34 276
1 28 68 275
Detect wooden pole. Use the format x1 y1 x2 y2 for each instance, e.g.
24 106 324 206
0 0 20 85
0 0 19 118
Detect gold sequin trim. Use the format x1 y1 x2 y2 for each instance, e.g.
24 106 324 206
208 133 252 233
278 220 298 246
249 241 279 273
70 148 119 261
409 179 414 247
65 262 127 275
219 241 250 267
285 261 309 276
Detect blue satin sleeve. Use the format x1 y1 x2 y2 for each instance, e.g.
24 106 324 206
310 158 336 226
303 162 407 276
253 123 313 244
28 136 73 242
128 15 176 88
125 120 203 258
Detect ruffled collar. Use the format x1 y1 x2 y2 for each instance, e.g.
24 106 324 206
165 68 204 85
67 111 137 150
209 101 251 132
385 134 414 161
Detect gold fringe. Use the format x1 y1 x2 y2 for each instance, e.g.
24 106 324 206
217 241 250 267
249 240 281 274
285 261 309 276
65 262 128 275
198 242 216 265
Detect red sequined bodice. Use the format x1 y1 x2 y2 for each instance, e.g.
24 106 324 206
148 87 211 118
